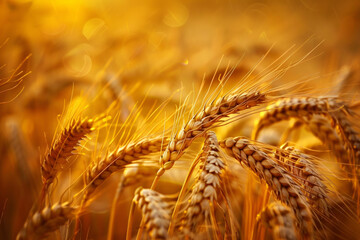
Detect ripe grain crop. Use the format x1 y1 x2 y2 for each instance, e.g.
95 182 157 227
3 1 360 240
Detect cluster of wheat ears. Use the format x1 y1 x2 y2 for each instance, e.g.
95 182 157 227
2 1 360 239
8 59 359 240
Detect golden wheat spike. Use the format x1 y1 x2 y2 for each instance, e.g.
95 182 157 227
257 201 298 240
41 118 94 187
122 163 158 187
84 137 167 199
219 137 313 236
158 91 267 177
276 144 329 215
16 202 76 240
253 97 360 195
133 188 171 240
253 97 359 162
180 131 225 237
306 115 348 166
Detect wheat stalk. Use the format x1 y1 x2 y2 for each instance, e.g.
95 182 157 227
252 97 343 139
276 145 329 215
252 97 360 193
16 202 77 240
219 137 313 236
123 163 159 187
179 131 225 238
83 137 166 199
131 188 171 240
107 163 158 239
257 201 297 240
157 91 267 177
252 97 359 161
41 117 94 186
73 137 166 239
306 114 348 164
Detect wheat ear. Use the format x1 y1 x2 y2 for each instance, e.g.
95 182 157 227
257 202 297 240
180 131 225 237
276 145 329 215
253 97 359 162
123 163 159 187
157 91 267 177
83 137 166 199
16 202 76 240
132 188 171 240
252 97 348 139
219 137 313 236
72 137 166 240
108 163 158 240
306 115 348 165
252 97 360 191
41 117 94 186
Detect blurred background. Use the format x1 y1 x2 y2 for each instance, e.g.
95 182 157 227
1 0 360 239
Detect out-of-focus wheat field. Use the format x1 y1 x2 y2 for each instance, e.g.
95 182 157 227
1 0 360 239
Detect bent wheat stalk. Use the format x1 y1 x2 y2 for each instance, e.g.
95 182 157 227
179 131 226 238
276 144 329 215
252 97 360 194
252 97 359 163
130 188 171 240
257 202 297 240
219 137 313 236
16 202 77 240
41 117 94 187
83 137 166 199
123 163 159 187
157 92 267 178
108 163 158 240
306 115 348 165
252 97 346 139
74 137 166 239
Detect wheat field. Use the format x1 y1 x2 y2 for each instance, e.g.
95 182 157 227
1 0 360 239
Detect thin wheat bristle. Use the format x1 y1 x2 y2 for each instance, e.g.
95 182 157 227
257 202 297 240
41 117 94 186
84 137 166 197
158 91 267 176
181 131 225 236
276 145 329 215
16 202 76 240
219 137 313 236
133 187 171 240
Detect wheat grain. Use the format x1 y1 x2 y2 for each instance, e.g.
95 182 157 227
84 137 166 197
252 97 360 193
41 118 94 186
180 131 225 237
16 202 76 240
157 91 267 176
252 97 346 140
334 110 360 165
123 163 158 187
257 201 297 240
219 137 313 236
252 97 359 163
133 188 171 240
306 115 347 164
276 145 329 215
